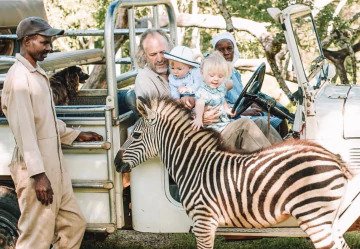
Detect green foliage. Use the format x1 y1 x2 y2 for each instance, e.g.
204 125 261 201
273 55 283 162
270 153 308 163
315 4 335 40
93 0 113 29
225 0 289 22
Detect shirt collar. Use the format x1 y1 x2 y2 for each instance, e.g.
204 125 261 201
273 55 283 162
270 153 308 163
144 66 169 83
202 81 224 93
15 53 47 77
172 70 191 80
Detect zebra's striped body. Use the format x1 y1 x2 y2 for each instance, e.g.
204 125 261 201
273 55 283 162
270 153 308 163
115 97 352 249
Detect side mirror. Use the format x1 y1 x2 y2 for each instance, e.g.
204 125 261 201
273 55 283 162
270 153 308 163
314 61 337 89
267 8 281 23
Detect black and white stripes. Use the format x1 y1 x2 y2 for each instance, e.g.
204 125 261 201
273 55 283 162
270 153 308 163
115 97 351 249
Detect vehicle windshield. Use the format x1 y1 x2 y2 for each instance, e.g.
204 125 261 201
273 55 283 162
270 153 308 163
291 13 324 81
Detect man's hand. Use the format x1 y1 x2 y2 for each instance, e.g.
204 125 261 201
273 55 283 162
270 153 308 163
32 173 53 206
241 107 262 116
203 106 221 125
179 96 195 109
75 131 103 142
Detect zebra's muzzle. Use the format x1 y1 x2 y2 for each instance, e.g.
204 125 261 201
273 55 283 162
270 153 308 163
114 149 132 173
116 162 131 173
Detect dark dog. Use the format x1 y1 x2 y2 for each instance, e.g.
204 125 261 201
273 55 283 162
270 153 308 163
0 66 88 116
50 66 89 105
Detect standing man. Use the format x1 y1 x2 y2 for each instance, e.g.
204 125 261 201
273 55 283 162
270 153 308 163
134 29 280 152
1 17 103 249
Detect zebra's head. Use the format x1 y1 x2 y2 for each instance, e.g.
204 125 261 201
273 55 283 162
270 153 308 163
114 96 162 173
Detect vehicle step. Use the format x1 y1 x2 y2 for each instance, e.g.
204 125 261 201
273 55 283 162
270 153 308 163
63 141 111 150
216 227 307 237
72 180 113 190
86 223 116 233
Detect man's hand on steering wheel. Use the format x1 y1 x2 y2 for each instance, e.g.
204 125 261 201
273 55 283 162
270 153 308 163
241 106 262 116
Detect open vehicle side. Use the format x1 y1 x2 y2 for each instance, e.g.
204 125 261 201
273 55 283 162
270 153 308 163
0 1 359 247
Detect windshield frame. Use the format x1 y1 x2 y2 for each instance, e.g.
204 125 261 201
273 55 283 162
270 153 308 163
280 4 326 88
289 12 325 82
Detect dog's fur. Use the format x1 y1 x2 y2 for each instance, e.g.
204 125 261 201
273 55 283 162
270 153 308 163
50 66 89 105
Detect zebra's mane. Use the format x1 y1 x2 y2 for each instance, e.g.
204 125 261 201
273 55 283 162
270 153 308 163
140 95 228 151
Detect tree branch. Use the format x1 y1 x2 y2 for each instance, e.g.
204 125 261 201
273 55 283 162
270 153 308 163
213 0 234 32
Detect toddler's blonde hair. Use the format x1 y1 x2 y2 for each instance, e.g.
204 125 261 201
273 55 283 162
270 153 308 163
201 51 232 79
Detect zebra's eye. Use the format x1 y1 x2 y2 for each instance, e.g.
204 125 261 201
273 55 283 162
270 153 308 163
132 131 142 139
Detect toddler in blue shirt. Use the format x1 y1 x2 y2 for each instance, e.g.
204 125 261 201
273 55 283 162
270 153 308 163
164 46 202 99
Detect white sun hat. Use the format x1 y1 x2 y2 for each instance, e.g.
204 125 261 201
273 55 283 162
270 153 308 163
164 46 200 67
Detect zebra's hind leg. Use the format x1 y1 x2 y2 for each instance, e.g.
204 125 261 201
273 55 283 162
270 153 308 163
192 219 218 249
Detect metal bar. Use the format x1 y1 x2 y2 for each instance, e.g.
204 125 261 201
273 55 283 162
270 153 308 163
0 56 16 71
127 7 137 69
216 227 307 237
105 0 119 119
118 111 134 123
105 107 117 226
115 57 131 64
0 56 16 62
55 105 110 114
116 69 137 83
0 28 154 40
77 89 107 96
118 0 178 45
63 141 111 150
153 5 160 28
0 74 5 84
120 0 176 8
86 223 116 234
72 180 114 189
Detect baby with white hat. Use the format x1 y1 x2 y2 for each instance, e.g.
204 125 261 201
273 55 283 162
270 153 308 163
164 46 202 99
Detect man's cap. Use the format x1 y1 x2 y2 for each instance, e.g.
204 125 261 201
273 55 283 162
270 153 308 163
164 46 200 68
16 16 64 40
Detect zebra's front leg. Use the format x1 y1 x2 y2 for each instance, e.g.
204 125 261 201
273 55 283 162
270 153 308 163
330 236 350 249
298 220 350 249
192 218 218 249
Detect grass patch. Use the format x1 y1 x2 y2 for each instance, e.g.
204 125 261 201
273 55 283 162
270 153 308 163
81 231 360 249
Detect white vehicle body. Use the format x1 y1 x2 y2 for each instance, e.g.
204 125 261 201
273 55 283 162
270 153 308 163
0 1 359 244
130 3 360 237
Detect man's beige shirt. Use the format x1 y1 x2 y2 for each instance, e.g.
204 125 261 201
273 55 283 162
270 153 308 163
1 54 80 177
134 66 170 98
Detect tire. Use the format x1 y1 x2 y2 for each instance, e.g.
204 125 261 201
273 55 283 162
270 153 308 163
0 186 20 249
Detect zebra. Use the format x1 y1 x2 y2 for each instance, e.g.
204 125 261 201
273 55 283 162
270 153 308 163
115 96 353 249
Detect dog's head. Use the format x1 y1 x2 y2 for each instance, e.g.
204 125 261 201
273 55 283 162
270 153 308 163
50 66 89 105
66 66 90 83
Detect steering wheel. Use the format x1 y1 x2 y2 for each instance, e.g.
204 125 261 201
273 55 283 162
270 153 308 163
232 62 266 115
231 62 295 123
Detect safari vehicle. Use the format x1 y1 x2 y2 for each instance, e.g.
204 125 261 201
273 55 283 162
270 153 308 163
0 0 359 248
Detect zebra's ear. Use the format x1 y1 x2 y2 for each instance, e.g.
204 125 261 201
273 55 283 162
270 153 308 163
136 97 155 120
